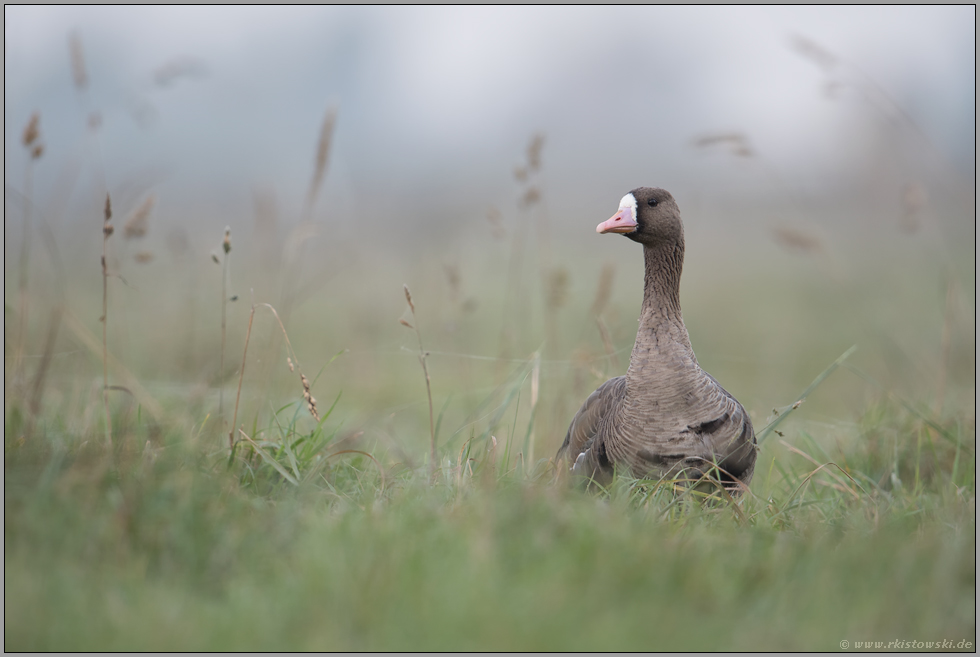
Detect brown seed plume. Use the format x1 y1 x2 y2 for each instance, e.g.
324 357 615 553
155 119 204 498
789 34 838 72
403 284 415 313
123 195 155 239
521 186 541 208
444 264 460 304
692 132 754 158
301 374 320 422
69 32 88 91
153 56 207 87
547 267 569 310
527 133 545 172
22 113 40 148
772 225 823 254
103 194 114 237
306 106 337 212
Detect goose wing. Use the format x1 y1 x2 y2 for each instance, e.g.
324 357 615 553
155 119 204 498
689 372 757 484
557 375 626 464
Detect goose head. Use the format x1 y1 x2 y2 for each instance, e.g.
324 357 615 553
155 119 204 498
596 187 683 247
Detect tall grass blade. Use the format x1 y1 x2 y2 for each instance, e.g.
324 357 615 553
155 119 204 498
757 345 857 444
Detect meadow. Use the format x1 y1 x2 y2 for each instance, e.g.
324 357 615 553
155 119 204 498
5 99 976 651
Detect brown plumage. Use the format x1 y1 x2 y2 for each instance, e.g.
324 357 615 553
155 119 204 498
558 187 756 489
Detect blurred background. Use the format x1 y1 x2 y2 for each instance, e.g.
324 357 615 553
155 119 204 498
4 6 975 458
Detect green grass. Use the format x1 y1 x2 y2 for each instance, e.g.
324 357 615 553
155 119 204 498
5 367 975 650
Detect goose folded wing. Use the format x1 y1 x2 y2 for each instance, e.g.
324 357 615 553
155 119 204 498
687 374 757 482
557 375 626 463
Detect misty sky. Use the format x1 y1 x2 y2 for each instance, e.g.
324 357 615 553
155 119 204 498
4 6 975 233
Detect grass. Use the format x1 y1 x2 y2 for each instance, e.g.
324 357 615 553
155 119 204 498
4 389 974 651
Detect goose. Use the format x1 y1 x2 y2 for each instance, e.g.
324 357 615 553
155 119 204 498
557 187 757 489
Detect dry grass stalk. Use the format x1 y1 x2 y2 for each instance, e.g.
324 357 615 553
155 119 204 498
499 133 547 363
306 106 337 216
546 267 569 310
692 132 754 158
101 192 114 448
26 220 68 429
486 206 505 239
444 264 460 305
153 56 207 87
68 32 88 91
229 295 321 449
591 263 615 316
596 316 619 371
400 284 437 480
301 374 320 422
14 113 44 395
28 306 64 421
789 34 838 72
229 296 255 449
524 351 541 467
772 225 823 254
934 277 956 416
22 113 40 147
122 195 155 239
520 186 541 208
219 227 232 419
526 133 545 172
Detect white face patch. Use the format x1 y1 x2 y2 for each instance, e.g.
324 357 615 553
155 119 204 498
619 193 637 218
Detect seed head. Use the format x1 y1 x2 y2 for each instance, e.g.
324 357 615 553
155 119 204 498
69 32 88 91
547 267 569 310
403 284 415 313
123 195 155 239
223 226 232 254
526 133 545 172
301 374 320 421
521 186 541 208
22 113 40 148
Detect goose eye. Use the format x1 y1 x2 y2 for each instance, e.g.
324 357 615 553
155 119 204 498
647 198 659 207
